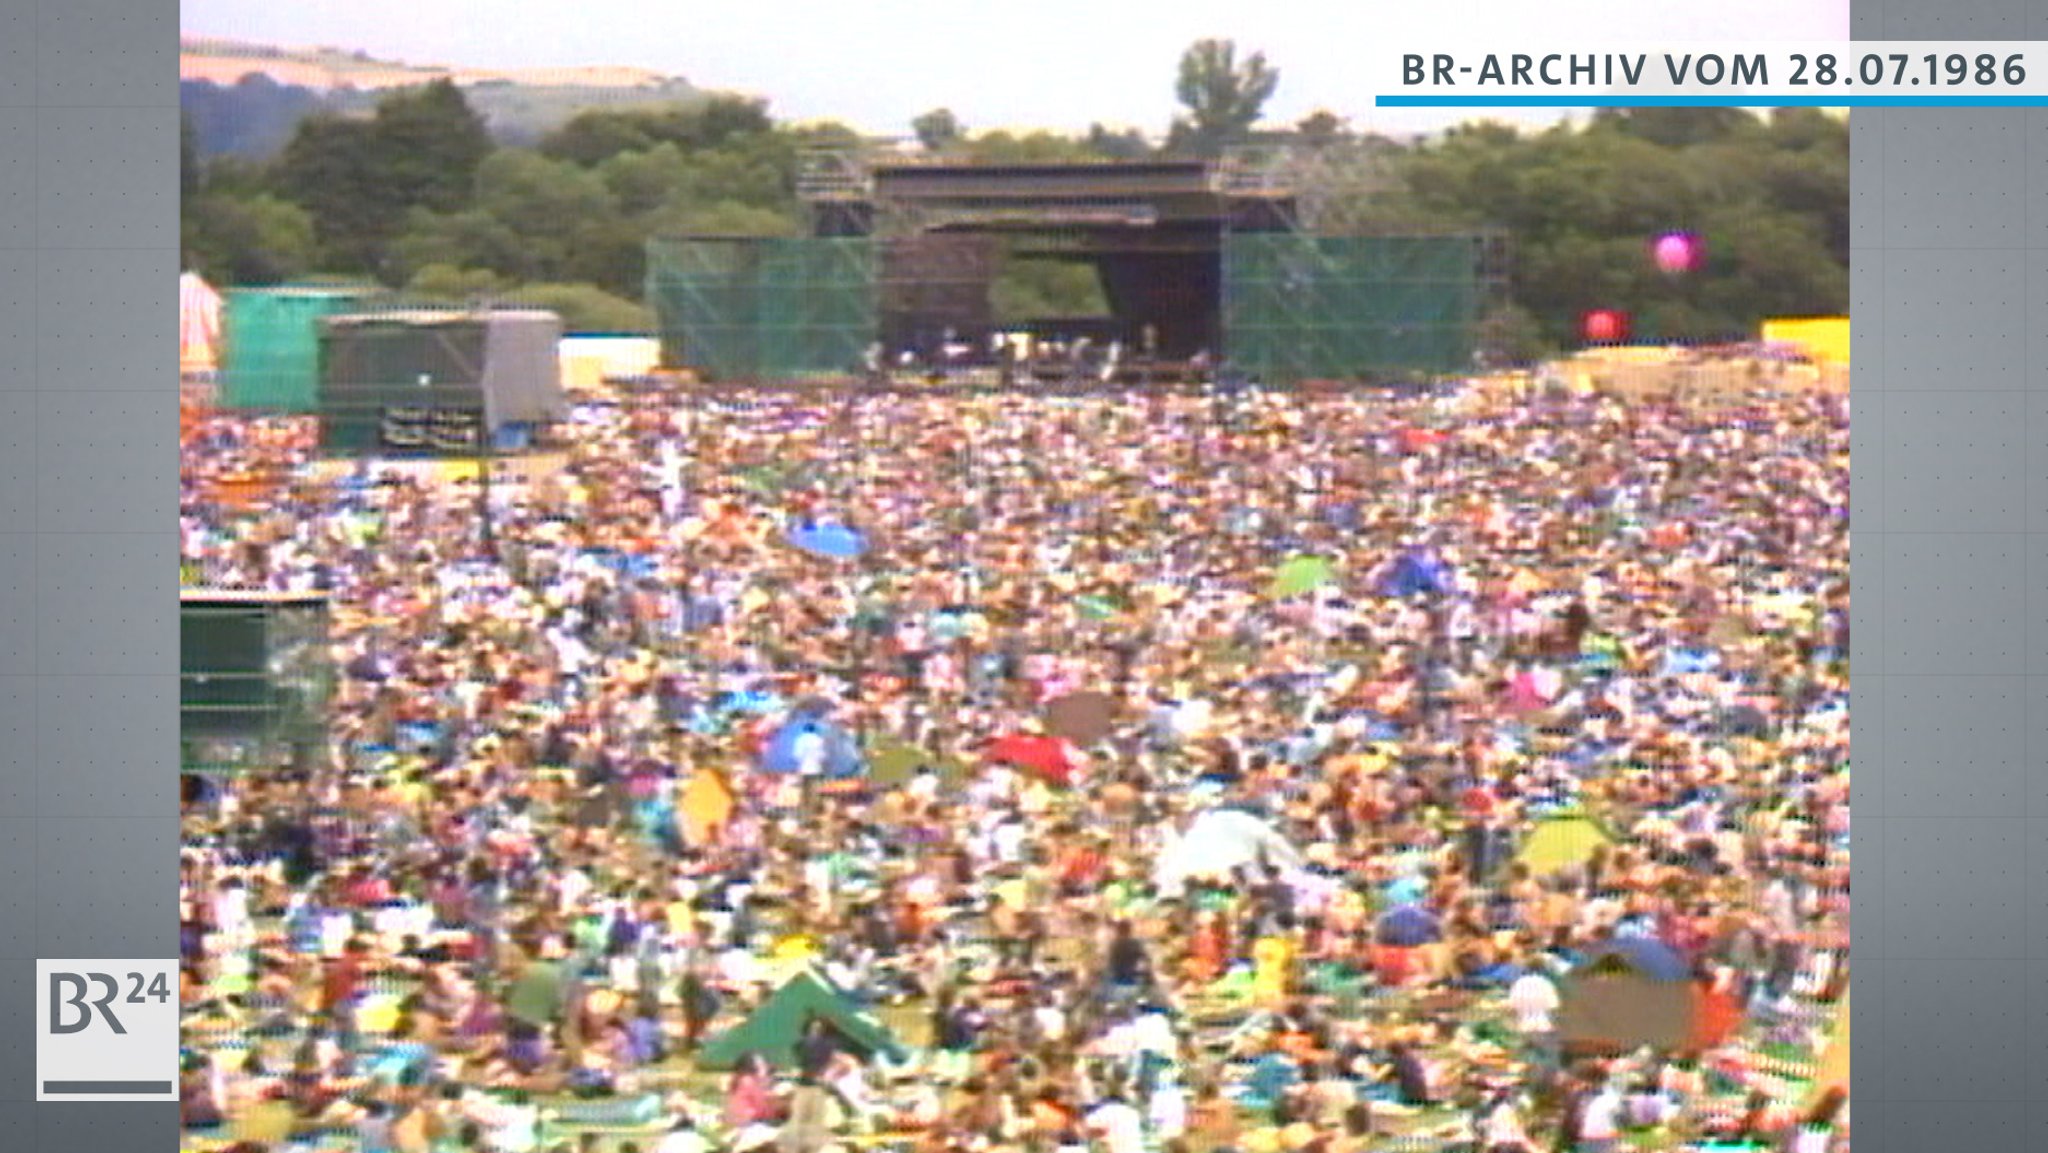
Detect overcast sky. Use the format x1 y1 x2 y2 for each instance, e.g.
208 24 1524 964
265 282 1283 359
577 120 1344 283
182 0 1851 137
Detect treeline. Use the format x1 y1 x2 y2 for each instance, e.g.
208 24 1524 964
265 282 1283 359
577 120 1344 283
181 72 710 159
181 44 1847 347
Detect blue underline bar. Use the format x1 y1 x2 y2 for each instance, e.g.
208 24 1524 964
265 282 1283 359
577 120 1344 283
1375 94 2048 107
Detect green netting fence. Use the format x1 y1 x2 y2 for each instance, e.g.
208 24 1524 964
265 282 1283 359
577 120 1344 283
220 287 381 412
647 237 876 380
1221 234 1485 381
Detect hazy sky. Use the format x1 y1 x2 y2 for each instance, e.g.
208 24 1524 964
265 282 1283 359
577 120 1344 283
182 0 1852 137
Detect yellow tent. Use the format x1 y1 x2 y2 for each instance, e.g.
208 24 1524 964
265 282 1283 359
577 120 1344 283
680 768 737 845
559 336 660 390
1762 317 1850 366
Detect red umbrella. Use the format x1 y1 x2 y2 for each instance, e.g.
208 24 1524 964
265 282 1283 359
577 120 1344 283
984 734 1081 786
1396 427 1446 455
1689 983 1742 1051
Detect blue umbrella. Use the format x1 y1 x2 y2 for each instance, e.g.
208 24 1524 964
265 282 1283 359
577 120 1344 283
1661 648 1720 677
717 690 786 716
787 521 867 561
790 696 837 719
1376 904 1443 947
1380 549 1453 598
1582 936 1690 982
760 717 865 780
681 596 725 632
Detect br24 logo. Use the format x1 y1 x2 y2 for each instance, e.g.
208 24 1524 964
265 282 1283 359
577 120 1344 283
47 970 171 1035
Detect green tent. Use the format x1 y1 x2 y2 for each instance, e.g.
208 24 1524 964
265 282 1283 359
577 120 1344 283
697 968 911 1072
1514 812 1614 876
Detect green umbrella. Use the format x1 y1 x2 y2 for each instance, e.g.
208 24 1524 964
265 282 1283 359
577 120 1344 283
741 465 789 494
1267 555 1337 600
868 738 967 787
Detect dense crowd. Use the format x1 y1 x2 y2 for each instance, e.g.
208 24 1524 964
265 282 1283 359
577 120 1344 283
177 378 1851 1153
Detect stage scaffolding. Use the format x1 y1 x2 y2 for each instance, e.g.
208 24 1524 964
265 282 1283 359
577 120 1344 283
1216 140 1511 381
645 144 1508 383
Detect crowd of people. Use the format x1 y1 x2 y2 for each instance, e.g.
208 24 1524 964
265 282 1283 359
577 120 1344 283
177 375 1852 1153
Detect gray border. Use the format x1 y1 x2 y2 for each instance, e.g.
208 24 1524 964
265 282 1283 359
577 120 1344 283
1851 3 2048 1152
0 0 2026 1148
0 0 182 1147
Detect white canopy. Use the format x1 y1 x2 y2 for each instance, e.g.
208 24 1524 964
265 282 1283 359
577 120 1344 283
1153 808 1306 898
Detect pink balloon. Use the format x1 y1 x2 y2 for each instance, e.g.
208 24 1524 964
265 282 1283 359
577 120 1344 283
1653 233 1699 274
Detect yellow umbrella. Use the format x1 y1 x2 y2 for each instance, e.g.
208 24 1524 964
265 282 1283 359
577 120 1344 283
680 769 737 845
358 992 403 1035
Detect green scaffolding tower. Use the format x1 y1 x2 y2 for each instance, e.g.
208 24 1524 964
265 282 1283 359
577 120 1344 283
1217 141 1508 382
646 236 876 381
1222 233 1497 380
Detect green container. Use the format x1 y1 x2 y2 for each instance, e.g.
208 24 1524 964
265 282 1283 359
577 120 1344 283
221 287 378 412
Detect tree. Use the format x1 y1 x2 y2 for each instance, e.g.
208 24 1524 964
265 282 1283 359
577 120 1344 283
912 108 964 153
369 80 494 214
646 199 800 238
271 115 392 273
1169 39 1279 156
473 150 618 248
1591 107 1756 149
1295 109 1349 148
404 264 508 303
1382 112 1846 346
495 282 655 334
389 209 531 284
271 81 494 277
597 143 694 215
992 258 1108 323
688 94 778 148
966 131 1097 165
1085 123 1152 161
184 193 318 286
539 109 661 167
402 269 652 334
540 94 775 166
180 74 332 160
181 113 202 201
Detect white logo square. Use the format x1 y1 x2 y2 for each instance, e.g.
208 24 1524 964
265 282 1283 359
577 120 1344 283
35 959 181 1103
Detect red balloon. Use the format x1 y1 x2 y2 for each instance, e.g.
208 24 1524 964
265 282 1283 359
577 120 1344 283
1582 309 1628 343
